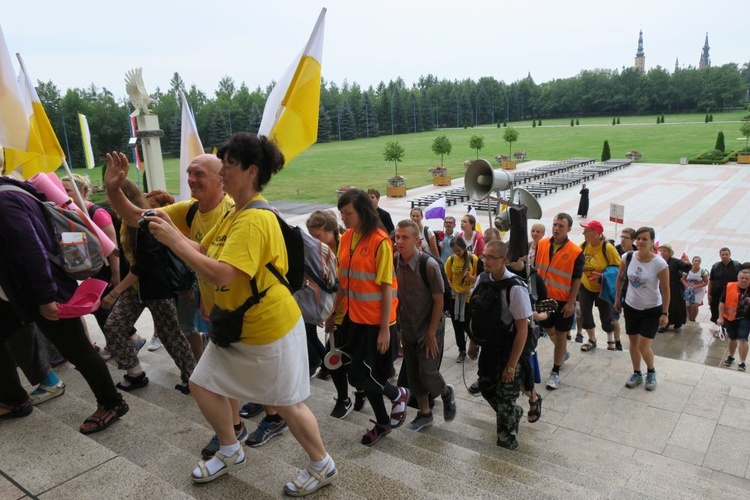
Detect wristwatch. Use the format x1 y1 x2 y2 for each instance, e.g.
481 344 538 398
661 312 669 316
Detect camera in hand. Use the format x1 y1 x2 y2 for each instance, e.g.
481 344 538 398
138 210 156 231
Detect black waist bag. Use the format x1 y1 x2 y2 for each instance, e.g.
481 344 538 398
209 286 268 348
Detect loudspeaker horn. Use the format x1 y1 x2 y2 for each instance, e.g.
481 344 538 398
512 187 543 220
464 159 513 201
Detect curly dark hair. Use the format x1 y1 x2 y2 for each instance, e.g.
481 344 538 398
216 133 284 191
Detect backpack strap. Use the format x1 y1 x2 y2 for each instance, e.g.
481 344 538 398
185 201 199 228
239 199 291 291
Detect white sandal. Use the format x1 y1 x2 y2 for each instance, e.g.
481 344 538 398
191 448 246 483
283 458 337 497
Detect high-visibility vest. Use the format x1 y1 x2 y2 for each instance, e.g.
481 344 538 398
536 237 582 301
723 282 743 321
339 228 398 325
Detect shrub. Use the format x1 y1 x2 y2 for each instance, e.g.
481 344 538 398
612 118 616 126
601 140 611 161
617 117 621 124
576 118 579 125
570 119 574 127
532 119 536 128
715 131 725 153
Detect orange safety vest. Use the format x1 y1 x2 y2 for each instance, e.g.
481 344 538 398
339 228 398 325
723 282 743 321
536 237 582 301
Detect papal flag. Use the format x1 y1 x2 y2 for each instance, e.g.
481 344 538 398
179 89 203 201
424 196 447 221
258 8 325 163
468 206 483 234
0 33 64 178
78 113 95 169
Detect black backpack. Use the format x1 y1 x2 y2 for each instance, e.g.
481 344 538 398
417 251 452 313
468 274 525 349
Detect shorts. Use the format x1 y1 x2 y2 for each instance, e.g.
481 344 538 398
725 318 750 341
539 300 575 332
623 304 661 340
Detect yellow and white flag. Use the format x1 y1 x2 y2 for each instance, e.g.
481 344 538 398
0 25 28 156
258 8 325 163
78 113 95 169
179 89 203 201
0 44 64 178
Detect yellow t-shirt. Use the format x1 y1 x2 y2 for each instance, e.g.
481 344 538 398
580 240 622 293
201 194 300 345
445 253 479 295
162 195 235 309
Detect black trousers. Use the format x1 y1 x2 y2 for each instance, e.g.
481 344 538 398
0 300 122 409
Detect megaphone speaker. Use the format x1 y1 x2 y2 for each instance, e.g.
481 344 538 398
464 159 513 201
512 187 543 220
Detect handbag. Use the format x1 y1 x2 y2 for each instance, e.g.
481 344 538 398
208 282 270 348
163 247 195 292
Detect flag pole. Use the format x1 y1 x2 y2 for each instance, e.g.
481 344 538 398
60 158 91 223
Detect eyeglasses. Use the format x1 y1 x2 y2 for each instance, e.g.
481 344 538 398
481 254 506 261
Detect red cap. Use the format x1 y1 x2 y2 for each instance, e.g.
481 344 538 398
580 220 604 234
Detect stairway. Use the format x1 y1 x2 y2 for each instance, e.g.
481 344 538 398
2 318 750 499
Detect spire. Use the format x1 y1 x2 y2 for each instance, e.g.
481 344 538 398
675 57 679 73
634 30 645 72
699 32 710 69
635 30 645 58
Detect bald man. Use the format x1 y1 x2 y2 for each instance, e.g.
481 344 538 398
105 153 234 359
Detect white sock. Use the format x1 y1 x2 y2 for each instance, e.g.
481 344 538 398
193 442 242 477
285 454 333 493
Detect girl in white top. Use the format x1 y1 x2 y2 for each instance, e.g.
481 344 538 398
409 208 439 258
683 256 709 322
614 227 670 391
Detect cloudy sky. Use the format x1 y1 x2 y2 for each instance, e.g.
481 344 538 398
2 0 746 99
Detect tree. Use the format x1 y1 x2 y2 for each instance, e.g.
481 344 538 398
469 135 485 158
740 122 750 149
715 131 726 152
705 114 710 123
617 117 621 124
570 119 574 127
431 135 452 167
538 119 542 126
661 114 665 123
532 119 536 128
612 117 616 126
601 140 611 161
503 127 519 157
383 140 405 178
576 118 579 125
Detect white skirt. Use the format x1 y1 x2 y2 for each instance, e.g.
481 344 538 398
190 316 310 406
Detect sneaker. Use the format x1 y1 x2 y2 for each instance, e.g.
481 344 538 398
147 337 162 351
725 356 735 367
468 380 481 396
407 412 434 431
546 372 560 390
201 422 249 459
239 402 263 419
134 336 147 353
361 420 391 446
245 418 288 448
96 344 112 361
389 387 409 428
625 373 643 388
645 371 657 391
29 380 66 405
330 398 353 419
353 390 367 411
442 384 457 422
739 363 746 372
575 333 584 343
456 351 466 363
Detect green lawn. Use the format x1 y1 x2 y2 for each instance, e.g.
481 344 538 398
82 110 748 206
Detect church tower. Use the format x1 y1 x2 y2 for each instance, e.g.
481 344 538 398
634 30 645 73
699 33 710 69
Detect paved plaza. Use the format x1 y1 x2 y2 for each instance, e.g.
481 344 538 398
2 160 750 498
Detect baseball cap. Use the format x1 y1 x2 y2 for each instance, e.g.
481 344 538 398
580 220 604 234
